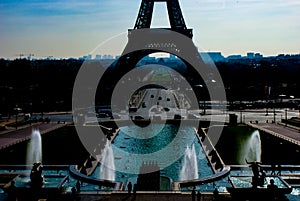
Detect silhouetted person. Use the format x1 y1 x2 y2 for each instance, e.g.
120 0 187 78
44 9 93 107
71 187 77 201
7 180 16 201
191 187 196 201
71 186 76 194
213 188 219 201
133 184 137 200
197 191 201 201
267 179 278 190
267 179 278 199
127 182 132 195
76 180 81 193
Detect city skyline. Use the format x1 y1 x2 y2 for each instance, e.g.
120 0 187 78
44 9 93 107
1 0 300 59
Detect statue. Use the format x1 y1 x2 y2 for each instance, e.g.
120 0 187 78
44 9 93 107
246 159 265 187
30 162 44 187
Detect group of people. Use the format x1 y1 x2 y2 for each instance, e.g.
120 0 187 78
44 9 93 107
191 187 204 201
246 160 281 200
123 182 137 201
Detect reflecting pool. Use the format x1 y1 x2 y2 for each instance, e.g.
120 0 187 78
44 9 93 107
92 124 214 188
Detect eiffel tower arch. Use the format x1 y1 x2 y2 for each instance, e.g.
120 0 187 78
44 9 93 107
98 0 220 106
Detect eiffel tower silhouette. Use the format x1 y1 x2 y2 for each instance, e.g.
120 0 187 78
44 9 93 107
98 0 208 105
133 0 193 38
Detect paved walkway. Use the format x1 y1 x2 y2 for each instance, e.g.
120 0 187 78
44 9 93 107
66 192 229 201
247 122 300 145
0 123 68 150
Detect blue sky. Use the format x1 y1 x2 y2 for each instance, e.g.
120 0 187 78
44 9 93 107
0 0 299 59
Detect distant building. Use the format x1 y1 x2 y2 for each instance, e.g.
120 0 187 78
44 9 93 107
254 53 263 59
275 54 300 59
247 52 255 59
102 54 114 60
95 55 102 60
207 52 225 62
227 55 242 60
80 54 92 60
199 52 225 63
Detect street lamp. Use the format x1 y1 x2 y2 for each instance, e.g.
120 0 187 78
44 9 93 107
273 100 276 123
285 109 288 127
13 105 22 130
240 107 243 124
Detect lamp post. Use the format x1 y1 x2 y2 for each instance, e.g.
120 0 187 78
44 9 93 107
273 107 276 123
29 102 32 126
273 100 276 123
285 109 288 127
240 108 243 124
13 105 21 130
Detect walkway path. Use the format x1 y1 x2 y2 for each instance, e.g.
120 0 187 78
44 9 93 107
0 123 68 150
246 122 300 146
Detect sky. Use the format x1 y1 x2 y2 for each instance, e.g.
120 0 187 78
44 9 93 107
0 0 299 59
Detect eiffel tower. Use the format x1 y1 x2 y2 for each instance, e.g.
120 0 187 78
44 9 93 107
97 0 208 106
133 0 193 38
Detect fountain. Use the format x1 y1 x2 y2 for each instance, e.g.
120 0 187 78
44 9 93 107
244 130 262 164
99 140 115 181
180 144 199 181
26 129 42 167
2 128 71 199
239 130 262 164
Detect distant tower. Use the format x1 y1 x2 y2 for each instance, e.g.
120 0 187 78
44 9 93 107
97 0 207 105
134 0 192 38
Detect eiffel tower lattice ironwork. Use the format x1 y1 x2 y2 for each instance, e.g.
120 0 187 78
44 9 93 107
97 0 208 105
133 0 193 38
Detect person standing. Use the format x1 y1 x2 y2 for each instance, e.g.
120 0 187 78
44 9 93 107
133 184 137 200
127 182 132 196
267 179 278 199
191 187 196 201
197 191 201 201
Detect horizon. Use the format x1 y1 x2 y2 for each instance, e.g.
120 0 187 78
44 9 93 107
1 0 300 59
1 51 299 61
